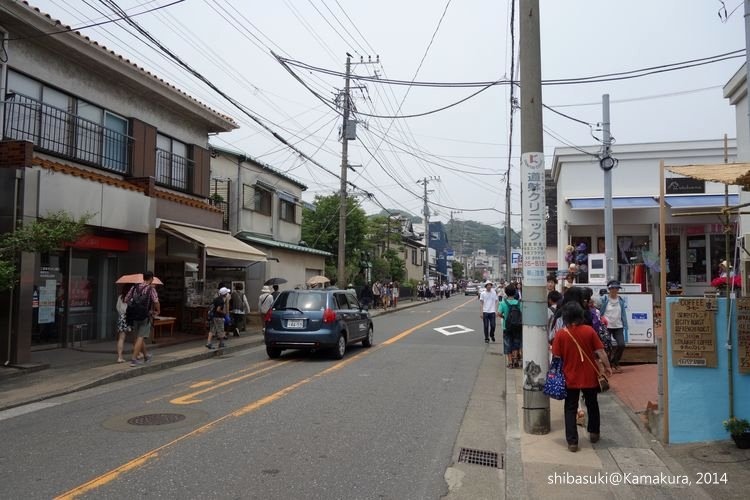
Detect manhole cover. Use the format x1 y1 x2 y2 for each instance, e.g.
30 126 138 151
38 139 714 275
127 413 186 426
457 447 503 468
689 444 750 463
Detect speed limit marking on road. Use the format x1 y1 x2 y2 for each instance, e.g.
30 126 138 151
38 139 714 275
434 325 474 336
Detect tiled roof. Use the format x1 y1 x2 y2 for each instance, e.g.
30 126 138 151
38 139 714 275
16 1 238 129
34 156 221 213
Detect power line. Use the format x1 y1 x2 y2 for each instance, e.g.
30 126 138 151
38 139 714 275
7 0 185 40
278 48 744 87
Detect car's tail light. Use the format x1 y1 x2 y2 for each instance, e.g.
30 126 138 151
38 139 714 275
263 309 273 324
322 308 336 324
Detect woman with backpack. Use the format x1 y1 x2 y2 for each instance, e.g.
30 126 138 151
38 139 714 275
499 284 523 368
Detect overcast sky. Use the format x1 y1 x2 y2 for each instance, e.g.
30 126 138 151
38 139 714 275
31 0 746 228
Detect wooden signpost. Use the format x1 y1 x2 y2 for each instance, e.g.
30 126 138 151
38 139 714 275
670 298 717 368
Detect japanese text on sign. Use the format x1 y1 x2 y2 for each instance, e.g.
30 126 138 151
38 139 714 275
521 152 546 286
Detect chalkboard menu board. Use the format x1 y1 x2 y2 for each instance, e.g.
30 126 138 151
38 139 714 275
670 298 717 368
736 298 750 374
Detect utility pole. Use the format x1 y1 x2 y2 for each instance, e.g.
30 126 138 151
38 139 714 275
505 178 512 281
601 95 615 281
336 54 378 286
337 54 352 286
519 0 550 435
418 177 439 283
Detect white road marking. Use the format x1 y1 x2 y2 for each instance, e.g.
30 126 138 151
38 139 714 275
434 324 474 336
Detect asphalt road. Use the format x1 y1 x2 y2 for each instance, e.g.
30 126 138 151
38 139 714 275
0 296 494 500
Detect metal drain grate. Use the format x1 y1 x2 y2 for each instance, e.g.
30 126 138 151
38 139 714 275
457 447 502 468
127 413 186 426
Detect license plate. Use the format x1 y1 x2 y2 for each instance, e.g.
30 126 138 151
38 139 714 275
286 319 304 328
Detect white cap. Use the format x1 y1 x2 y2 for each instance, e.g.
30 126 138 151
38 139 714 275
219 287 231 295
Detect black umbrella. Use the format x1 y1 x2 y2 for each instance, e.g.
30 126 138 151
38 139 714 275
264 277 288 286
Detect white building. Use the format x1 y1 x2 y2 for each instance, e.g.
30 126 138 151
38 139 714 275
209 146 331 302
552 139 738 298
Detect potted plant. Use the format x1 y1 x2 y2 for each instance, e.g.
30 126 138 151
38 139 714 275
723 417 750 448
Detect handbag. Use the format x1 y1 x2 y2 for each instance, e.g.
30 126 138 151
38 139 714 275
543 356 567 400
564 328 610 392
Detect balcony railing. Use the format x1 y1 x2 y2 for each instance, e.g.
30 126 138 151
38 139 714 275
155 148 193 192
3 93 133 174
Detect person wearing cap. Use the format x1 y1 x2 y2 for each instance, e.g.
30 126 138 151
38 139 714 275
479 281 499 344
207 287 230 349
599 280 628 373
258 286 274 315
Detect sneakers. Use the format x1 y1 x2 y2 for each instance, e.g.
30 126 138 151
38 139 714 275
484 338 490 344
206 343 215 350
568 443 579 452
490 336 496 342
145 353 153 363
129 359 142 367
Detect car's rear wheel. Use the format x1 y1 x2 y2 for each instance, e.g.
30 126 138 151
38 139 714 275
331 333 346 359
266 345 282 359
362 326 373 347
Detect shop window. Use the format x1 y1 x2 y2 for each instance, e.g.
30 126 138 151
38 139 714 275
709 233 737 279
686 235 707 284
665 235 681 289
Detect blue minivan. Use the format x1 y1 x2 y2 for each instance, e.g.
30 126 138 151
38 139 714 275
263 289 373 359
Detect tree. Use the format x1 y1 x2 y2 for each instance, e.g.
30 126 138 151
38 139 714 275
0 211 90 290
371 248 405 283
452 260 464 280
301 194 368 284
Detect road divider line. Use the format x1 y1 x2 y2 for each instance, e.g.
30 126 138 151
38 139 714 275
170 360 293 405
54 299 471 499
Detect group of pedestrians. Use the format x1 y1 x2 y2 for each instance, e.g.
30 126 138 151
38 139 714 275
115 272 268 362
546 279 626 452
478 281 523 367
369 281 399 309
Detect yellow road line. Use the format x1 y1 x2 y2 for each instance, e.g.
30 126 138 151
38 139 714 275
54 300 470 499
170 360 293 405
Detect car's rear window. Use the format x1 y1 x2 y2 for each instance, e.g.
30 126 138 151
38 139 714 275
275 291 325 311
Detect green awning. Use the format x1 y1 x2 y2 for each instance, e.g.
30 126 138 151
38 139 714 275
235 232 332 257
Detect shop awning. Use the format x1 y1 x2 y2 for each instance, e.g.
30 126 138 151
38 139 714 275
664 194 739 208
666 163 750 189
567 196 659 210
160 222 266 262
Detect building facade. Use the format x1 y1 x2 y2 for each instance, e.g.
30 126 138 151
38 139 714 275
209 146 330 306
552 139 738 298
0 2 265 363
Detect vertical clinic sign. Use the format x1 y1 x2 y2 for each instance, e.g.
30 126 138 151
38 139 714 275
521 152 546 286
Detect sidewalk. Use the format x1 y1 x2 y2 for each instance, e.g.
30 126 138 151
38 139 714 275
0 297 431 411
506 363 749 500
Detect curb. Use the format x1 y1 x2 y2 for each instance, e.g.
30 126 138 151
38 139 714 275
0 335 265 412
504 367 528 500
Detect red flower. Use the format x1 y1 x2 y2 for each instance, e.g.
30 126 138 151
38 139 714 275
711 276 742 288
